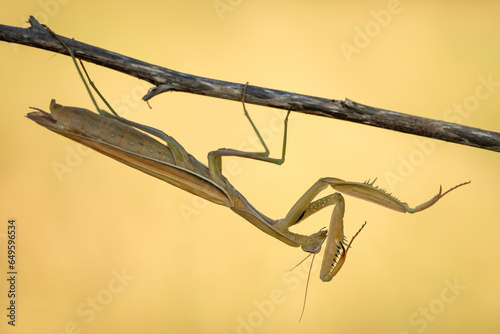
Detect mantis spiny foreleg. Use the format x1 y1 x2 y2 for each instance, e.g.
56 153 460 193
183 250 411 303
276 177 470 281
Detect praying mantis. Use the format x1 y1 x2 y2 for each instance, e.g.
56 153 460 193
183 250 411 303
27 26 469 285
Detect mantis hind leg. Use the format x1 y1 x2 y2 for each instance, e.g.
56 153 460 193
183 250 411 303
42 25 118 117
207 83 290 183
239 82 288 165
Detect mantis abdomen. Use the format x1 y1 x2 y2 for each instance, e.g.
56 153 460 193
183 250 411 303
48 100 176 164
28 100 236 207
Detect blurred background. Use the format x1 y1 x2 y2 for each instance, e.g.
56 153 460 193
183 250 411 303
1 1 499 333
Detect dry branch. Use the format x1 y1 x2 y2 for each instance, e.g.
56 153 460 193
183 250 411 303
1 16 499 153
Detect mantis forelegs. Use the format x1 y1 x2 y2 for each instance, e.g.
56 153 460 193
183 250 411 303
275 177 470 281
201 85 470 282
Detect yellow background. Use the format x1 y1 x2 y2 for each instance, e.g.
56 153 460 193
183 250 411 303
1 1 499 333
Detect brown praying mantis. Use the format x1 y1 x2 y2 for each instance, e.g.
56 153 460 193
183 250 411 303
27 26 469 286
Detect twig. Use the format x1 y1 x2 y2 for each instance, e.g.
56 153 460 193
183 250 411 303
1 16 499 153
